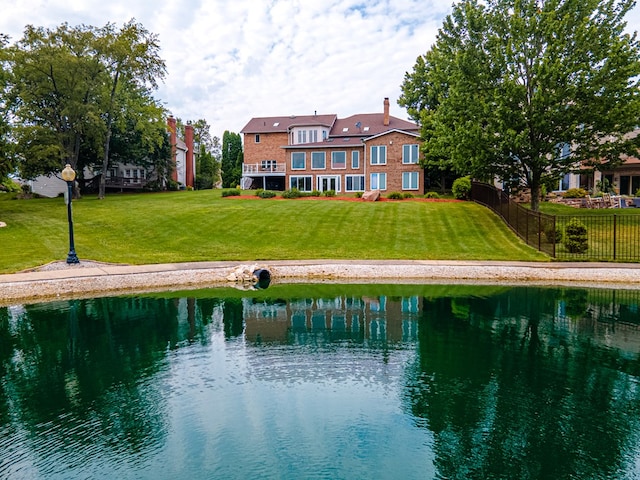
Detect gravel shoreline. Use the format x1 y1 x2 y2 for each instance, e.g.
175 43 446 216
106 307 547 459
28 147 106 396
0 259 639 305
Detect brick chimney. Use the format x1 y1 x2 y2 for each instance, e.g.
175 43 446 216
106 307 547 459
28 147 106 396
185 122 195 188
383 97 390 126
167 116 178 182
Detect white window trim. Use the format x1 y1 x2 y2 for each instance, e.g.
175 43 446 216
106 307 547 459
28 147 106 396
402 144 419 164
331 151 347 170
402 171 419 190
351 151 360 169
345 175 365 192
370 145 387 165
289 175 312 192
311 152 326 170
291 152 306 170
370 172 387 191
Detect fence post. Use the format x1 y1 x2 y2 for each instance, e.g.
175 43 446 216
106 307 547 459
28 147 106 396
538 211 541 251
613 214 617 261
553 216 556 258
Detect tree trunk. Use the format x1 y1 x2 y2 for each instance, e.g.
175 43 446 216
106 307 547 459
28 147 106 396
98 70 119 200
529 174 541 212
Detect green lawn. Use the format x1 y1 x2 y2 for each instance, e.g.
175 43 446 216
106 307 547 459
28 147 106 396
0 190 548 273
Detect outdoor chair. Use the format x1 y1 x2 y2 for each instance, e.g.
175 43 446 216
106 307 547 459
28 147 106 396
584 195 594 208
633 198 640 208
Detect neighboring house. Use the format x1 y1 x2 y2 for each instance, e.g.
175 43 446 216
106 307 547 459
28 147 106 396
22 115 194 198
240 98 424 195
558 129 640 195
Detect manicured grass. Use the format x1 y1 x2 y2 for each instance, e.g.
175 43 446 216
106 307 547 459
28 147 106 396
0 190 548 273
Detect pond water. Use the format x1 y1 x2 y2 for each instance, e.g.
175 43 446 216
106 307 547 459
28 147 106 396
1 284 640 479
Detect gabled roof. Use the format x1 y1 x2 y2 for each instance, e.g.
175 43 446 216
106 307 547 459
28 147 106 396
361 129 420 142
241 114 337 134
331 114 419 137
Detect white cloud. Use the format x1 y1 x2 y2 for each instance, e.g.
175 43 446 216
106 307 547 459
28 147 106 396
2 0 638 140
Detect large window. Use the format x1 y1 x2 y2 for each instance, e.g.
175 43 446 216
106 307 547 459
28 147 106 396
311 152 326 169
402 171 419 190
290 176 312 191
346 175 365 192
291 152 305 170
370 173 387 190
370 145 387 165
351 151 360 169
403 144 419 164
332 151 346 169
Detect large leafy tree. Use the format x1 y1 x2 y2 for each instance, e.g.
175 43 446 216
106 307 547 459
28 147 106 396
5 21 167 197
221 131 242 188
0 34 14 180
400 0 640 210
95 20 166 199
7 24 106 181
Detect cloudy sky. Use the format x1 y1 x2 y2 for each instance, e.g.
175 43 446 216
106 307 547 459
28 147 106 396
2 0 639 140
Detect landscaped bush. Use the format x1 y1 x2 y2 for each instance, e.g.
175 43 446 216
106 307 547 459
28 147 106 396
323 190 336 197
544 224 563 244
387 192 404 199
221 188 241 197
355 192 363 198
564 218 588 253
424 191 440 199
562 188 587 198
1 179 21 194
402 192 414 199
452 176 472 200
282 188 303 199
255 189 276 198
635 188 640 197
309 190 321 197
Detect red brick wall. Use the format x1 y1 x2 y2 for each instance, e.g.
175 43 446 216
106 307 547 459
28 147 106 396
366 131 423 194
243 132 289 165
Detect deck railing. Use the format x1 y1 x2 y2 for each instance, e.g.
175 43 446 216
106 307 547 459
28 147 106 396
242 163 286 175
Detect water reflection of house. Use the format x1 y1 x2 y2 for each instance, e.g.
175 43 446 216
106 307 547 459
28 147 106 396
243 295 421 344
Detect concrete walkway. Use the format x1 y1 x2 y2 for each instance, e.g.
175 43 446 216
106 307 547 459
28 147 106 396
0 259 639 305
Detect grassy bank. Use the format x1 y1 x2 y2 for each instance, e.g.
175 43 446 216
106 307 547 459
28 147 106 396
0 190 547 273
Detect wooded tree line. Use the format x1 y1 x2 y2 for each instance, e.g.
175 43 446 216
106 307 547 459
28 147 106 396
400 0 640 210
0 21 234 195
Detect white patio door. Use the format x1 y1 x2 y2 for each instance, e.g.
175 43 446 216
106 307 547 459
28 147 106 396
317 175 340 192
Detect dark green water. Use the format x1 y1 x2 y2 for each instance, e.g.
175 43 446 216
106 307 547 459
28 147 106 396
1 284 640 479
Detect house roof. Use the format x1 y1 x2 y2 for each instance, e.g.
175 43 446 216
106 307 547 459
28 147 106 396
332 114 419 137
283 137 365 149
241 114 337 133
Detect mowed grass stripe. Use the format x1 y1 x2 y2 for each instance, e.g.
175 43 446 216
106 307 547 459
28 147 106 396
0 190 547 273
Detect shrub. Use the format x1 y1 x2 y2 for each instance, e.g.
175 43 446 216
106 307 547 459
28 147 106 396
562 188 587 199
402 192 414 199
355 192 363 198
424 191 440 199
221 188 241 197
564 218 588 253
635 188 640 197
256 189 276 198
282 188 302 199
309 190 321 197
452 176 472 200
387 192 404 199
544 224 563 244
323 189 336 197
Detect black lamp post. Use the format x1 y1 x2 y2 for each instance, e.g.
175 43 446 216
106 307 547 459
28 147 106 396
61 164 79 264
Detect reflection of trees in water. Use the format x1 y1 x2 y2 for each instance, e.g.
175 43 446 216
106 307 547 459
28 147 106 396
406 287 640 479
0 297 186 465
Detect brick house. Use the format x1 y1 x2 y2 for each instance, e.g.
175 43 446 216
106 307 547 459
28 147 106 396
240 98 424 194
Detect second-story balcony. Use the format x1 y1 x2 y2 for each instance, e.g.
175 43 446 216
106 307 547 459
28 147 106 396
242 162 286 175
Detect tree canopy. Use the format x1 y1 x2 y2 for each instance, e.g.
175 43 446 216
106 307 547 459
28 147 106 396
4 20 169 196
221 131 243 188
400 0 640 210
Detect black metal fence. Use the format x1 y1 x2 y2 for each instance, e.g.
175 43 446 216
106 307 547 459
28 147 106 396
471 182 640 262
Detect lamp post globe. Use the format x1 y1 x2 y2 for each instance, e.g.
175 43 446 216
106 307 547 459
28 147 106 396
62 164 79 264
